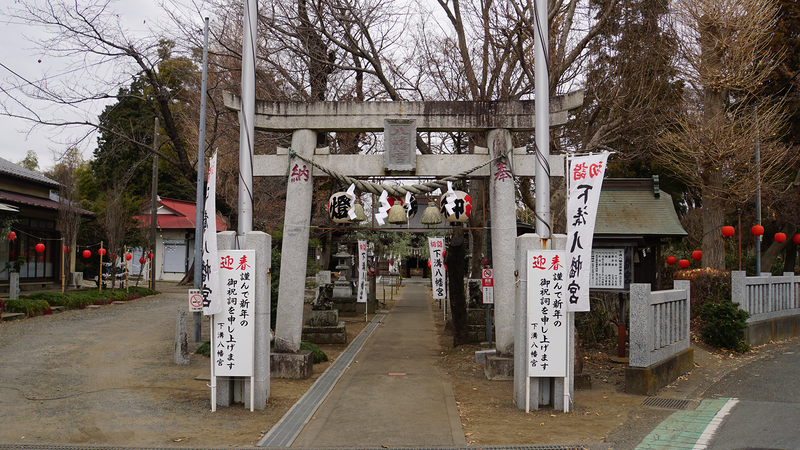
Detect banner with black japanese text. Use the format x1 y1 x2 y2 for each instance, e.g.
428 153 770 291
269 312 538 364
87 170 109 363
202 152 222 315
357 240 368 303
428 237 446 299
566 153 609 312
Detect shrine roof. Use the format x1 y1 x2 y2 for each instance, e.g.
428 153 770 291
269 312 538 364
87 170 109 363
595 178 687 237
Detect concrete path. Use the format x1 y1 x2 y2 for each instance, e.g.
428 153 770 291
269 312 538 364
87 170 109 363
290 280 466 448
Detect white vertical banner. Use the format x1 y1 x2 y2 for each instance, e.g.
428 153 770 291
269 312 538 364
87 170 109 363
357 240 368 303
428 237 446 299
202 152 223 316
566 152 609 312
213 250 255 377
527 250 568 378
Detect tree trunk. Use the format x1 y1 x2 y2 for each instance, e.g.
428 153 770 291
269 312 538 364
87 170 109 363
701 181 725 270
762 223 797 273
446 228 469 346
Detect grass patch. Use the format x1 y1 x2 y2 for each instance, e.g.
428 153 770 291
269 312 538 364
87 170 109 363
18 287 159 314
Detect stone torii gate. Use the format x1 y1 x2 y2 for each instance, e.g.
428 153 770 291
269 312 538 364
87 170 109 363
224 91 582 407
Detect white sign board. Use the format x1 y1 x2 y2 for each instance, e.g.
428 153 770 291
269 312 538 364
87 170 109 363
527 250 568 378
482 268 494 305
357 240 368 303
428 237 446 299
590 248 625 290
188 289 203 312
212 249 255 377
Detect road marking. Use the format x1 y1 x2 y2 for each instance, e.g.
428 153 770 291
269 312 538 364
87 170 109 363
692 398 739 450
635 398 738 450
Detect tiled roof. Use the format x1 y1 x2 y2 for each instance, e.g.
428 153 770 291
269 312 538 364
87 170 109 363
135 197 228 231
0 156 59 188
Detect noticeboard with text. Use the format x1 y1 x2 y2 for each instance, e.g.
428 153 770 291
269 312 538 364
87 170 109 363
589 248 626 290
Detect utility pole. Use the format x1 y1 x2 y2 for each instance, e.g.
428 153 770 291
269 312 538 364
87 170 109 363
194 17 210 342
151 117 159 291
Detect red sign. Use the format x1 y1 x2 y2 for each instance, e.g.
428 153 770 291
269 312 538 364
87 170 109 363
482 268 493 287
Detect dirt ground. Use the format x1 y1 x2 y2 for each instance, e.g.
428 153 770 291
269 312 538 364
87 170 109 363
0 283 743 448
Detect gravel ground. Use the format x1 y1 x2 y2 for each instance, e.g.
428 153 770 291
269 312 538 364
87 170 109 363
0 283 303 448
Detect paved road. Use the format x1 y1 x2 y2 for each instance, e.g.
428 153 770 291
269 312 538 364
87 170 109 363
634 337 800 450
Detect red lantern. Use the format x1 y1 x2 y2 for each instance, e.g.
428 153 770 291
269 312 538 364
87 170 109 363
9 251 15 259
64 246 70 254
98 248 106 256
666 255 677 265
721 226 735 237
774 232 786 243
35 243 45 253
125 253 133 261
139 257 146 264
752 225 764 236
82 249 91 258
110 253 117 260
7 231 16 241
691 250 702 261
793 234 800 245
678 259 690 268
147 252 154 260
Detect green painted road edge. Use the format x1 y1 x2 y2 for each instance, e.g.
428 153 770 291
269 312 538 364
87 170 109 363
635 398 739 450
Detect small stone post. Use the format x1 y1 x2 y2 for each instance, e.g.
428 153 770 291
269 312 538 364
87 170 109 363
174 308 190 365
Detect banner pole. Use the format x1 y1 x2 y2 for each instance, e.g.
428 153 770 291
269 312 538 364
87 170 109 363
210 316 217 412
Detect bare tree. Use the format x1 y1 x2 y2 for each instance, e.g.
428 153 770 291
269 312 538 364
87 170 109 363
53 149 84 290
657 0 789 270
2 0 198 182
101 183 130 288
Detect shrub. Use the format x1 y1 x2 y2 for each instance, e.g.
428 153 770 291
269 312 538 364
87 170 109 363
300 341 328 363
674 268 731 319
699 298 750 352
26 292 69 307
196 340 211 357
4 298 51 317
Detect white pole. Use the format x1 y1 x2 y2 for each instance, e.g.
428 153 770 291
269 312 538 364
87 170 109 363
250 376 254 412
210 316 217 412
534 0 550 239
526 378 530 413
238 0 257 235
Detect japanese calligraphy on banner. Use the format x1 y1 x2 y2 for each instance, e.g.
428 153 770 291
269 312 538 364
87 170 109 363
428 237 446 299
202 152 222 316
357 240 368 303
527 250 568 378
213 250 255 377
566 152 609 312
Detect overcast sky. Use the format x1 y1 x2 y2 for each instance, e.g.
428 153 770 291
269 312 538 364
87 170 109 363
0 0 186 172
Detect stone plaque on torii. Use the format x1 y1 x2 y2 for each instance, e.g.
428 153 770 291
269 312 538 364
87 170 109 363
224 91 583 409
